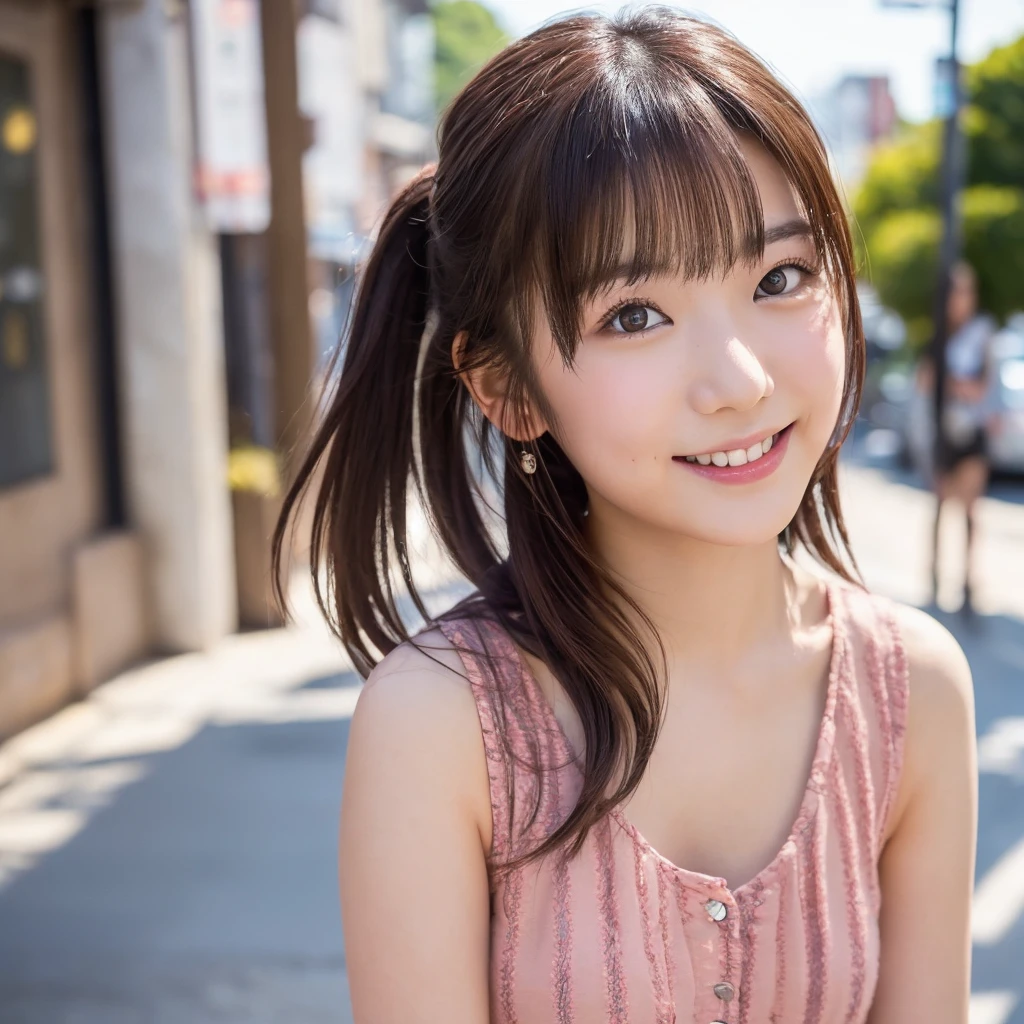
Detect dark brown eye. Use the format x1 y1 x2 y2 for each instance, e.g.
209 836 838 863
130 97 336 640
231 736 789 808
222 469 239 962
606 304 669 334
602 303 668 335
617 305 649 332
759 269 788 296
756 264 810 299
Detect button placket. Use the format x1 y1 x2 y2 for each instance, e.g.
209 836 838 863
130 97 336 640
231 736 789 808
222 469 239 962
702 889 738 1022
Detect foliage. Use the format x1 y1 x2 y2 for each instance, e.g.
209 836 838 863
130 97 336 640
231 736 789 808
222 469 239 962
962 185 1024 319
865 188 1024 348
965 36 1024 187
431 1 509 115
853 34 1024 351
852 120 941 228
866 207 940 348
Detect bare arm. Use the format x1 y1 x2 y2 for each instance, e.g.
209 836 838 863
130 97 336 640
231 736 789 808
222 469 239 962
339 634 494 1023
867 607 978 1023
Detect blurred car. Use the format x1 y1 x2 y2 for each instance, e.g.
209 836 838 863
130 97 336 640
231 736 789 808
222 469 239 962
856 285 911 450
986 322 1024 474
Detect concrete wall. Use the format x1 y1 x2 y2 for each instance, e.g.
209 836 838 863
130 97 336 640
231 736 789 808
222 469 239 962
99 0 236 652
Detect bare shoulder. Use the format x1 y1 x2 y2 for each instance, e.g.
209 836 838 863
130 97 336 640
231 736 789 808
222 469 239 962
347 626 493 845
884 602 977 840
359 626 477 713
892 602 974 718
353 625 485 765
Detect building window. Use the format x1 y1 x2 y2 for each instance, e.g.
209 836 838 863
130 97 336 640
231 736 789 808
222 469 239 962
0 52 52 489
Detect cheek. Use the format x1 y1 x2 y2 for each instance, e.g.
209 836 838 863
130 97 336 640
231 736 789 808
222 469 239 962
778 305 847 428
539 347 677 477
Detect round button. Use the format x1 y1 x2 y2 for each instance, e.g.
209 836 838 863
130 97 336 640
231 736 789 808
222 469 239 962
713 981 735 1001
705 898 728 922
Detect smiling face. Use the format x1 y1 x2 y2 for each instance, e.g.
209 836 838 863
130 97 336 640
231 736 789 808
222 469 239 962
526 136 847 548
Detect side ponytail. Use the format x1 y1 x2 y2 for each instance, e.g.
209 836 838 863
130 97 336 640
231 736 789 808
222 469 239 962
275 7 870 878
272 170 436 675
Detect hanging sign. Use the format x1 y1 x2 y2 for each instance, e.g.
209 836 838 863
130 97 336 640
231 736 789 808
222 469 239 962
191 0 270 232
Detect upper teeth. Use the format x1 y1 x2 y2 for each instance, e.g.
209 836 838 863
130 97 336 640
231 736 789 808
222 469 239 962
685 431 777 467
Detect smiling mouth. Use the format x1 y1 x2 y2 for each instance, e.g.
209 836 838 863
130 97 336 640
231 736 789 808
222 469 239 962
677 423 793 468
671 422 796 481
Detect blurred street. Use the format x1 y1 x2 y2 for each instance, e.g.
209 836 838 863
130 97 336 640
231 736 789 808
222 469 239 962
1 449 1023 1024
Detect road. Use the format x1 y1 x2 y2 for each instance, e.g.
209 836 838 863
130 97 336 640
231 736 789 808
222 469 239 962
0 449 1022 1023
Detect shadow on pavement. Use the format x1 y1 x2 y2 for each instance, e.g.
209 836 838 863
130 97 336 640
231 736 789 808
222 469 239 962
0 686 358 1023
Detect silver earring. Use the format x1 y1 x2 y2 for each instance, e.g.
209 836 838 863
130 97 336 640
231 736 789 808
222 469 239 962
520 450 537 475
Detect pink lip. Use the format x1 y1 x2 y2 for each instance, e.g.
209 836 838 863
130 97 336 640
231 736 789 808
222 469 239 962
672 423 794 484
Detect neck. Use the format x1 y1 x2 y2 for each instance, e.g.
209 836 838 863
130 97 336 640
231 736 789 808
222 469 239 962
583 503 801 670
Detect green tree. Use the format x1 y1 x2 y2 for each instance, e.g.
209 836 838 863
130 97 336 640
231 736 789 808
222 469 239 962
852 120 941 228
853 34 1024 349
431 1 509 115
862 189 1024 347
865 207 940 346
966 37 1024 187
962 185 1024 317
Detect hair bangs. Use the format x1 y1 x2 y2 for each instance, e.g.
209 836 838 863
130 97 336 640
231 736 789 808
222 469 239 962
530 69 768 361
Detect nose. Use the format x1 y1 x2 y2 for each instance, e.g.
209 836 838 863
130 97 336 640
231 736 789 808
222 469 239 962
686 331 775 416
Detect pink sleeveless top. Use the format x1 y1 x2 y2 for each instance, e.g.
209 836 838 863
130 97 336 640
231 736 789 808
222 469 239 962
437 578 909 1024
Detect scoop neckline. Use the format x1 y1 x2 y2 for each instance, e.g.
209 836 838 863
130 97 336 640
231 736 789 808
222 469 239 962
504 575 846 899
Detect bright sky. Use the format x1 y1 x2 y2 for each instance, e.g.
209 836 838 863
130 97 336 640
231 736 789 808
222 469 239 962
483 0 1024 123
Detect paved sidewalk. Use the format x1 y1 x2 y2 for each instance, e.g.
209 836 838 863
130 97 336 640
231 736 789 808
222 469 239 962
0 462 1021 1022
838 461 1024 619
0 580 360 1022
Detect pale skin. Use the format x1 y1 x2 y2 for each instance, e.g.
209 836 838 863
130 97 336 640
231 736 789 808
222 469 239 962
339 138 978 1022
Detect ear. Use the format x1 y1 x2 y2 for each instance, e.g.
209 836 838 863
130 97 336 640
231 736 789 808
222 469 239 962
451 331 548 442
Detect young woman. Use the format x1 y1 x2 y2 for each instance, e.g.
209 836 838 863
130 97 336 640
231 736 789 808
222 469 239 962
275 10 977 1023
917 261 996 616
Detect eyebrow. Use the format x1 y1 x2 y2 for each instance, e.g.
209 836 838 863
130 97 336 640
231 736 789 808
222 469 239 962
762 218 814 247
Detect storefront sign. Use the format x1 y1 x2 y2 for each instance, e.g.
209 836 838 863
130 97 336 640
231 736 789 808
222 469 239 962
191 0 270 232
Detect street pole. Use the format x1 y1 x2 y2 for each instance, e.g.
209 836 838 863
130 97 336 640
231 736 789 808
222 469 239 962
260 0 316 474
930 0 964 471
877 0 965 467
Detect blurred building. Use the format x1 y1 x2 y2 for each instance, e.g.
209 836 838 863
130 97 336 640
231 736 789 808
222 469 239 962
812 74 897 190
308 0 434 367
0 0 433 739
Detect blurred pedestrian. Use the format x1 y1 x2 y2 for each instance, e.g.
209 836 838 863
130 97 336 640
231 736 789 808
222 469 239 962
275 10 976 1024
918 260 997 614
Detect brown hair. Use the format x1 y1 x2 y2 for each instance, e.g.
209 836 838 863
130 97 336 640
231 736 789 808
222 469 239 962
273 7 864 875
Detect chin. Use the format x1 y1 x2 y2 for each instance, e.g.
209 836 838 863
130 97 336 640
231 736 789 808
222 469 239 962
676 515 796 548
661 492 806 548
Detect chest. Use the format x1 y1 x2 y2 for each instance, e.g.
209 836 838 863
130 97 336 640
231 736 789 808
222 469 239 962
543 642 834 891
638 689 831 889
490 810 882 1024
